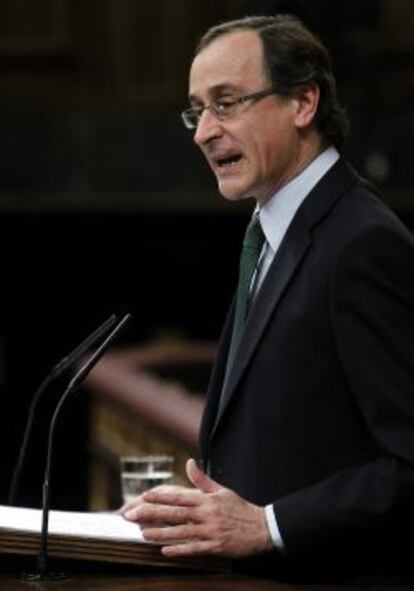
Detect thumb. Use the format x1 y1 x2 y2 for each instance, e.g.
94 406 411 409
186 458 221 494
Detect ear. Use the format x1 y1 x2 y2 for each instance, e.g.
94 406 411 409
293 82 320 129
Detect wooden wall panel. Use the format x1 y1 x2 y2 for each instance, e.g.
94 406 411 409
382 0 414 54
0 0 251 103
0 0 72 55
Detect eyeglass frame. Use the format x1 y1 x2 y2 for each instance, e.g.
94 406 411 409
181 88 278 130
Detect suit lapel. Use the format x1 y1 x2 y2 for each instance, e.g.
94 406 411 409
199 297 235 457
207 158 360 443
210 215 311 435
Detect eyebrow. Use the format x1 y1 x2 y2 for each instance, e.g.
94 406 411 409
188 83 243 105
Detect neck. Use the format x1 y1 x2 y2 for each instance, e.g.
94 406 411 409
257 133 328 206
296 130 328 175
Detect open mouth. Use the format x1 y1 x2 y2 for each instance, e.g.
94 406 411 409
216 154 242 168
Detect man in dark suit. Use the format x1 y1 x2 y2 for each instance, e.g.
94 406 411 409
123 15 414 580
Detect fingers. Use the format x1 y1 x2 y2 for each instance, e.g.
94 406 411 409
142 485 203 507
162 540 219 557
118 495 144 515
142 521 222 557
120 474 272 558
119 459 265 559
121 483 202 518
120 458 222 520
121 482 205 527
124 502 198 525
185 458 221 494
142 522 200 543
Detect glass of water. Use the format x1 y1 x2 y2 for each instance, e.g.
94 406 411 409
120 455 174 504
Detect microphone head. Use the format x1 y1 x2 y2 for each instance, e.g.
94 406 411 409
50 314 118 378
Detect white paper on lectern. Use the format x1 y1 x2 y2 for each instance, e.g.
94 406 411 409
0 505 150 543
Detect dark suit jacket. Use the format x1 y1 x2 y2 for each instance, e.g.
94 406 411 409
200 158 414 581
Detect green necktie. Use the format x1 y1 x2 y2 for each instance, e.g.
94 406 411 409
225 214 265 377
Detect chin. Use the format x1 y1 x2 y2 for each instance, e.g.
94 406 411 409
217 182 251 202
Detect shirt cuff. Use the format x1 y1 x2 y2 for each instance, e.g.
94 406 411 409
264 504 285 552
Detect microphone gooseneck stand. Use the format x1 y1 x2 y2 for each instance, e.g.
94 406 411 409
21 313 131 581
8 313 118 506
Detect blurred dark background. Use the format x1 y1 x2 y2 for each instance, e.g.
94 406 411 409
0 0 412 510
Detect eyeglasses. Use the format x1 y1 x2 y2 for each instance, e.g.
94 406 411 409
181 88 277 130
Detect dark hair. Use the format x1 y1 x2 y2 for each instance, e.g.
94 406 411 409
195 15 349 149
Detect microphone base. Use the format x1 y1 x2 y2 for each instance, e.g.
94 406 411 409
20 570 68 582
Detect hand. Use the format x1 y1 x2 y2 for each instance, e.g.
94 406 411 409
121 458 273 558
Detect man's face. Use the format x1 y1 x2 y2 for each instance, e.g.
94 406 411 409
189 30 302 205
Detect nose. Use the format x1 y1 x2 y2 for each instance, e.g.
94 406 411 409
194 108 223 146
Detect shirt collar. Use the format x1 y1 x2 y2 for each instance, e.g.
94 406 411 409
257 146 340 253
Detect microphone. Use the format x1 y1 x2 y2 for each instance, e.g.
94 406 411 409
8 313 119 506
36 312 131 579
